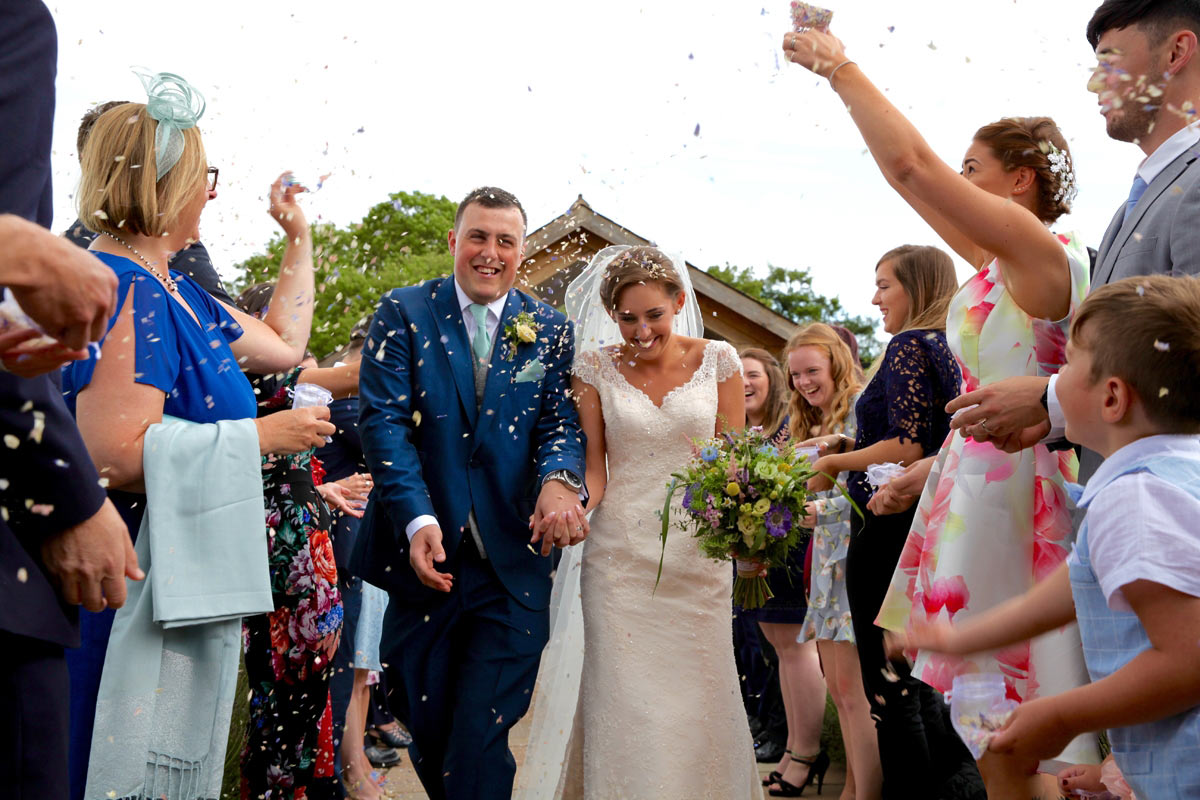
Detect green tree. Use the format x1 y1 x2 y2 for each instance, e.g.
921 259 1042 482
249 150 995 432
706 264 880 363
234 191 457 358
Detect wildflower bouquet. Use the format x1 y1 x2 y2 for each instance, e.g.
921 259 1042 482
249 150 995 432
658 427 843 609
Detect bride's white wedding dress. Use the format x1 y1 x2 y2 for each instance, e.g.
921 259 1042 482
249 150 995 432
554 339 763 799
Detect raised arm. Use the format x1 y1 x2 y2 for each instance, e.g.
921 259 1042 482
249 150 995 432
784 30 1070 319
223 175 315 373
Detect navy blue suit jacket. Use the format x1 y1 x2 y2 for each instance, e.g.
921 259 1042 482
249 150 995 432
0 0 108 647
350 276 585 611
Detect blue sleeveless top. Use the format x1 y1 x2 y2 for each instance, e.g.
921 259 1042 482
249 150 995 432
1068 444 1200 798
62 252 256 422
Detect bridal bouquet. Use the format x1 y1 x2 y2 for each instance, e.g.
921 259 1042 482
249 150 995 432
658 427 842 609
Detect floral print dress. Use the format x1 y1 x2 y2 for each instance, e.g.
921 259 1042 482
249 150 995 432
876 233 1100 764
241 368 343 799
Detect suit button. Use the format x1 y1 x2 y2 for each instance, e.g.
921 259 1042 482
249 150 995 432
469 457 481 468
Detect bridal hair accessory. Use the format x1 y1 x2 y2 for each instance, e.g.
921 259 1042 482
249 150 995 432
133 68 206 181
1041 141 1078 205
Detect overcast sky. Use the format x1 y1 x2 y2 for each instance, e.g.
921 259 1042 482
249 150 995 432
47 0 1139 326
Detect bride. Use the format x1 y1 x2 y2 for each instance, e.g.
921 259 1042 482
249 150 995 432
519 245 762 799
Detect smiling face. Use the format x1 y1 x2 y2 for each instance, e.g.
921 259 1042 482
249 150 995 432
788 344 835 415
1089 25 1166 144
611 281 685 361
873 259 911 335
742 357 771 423
448 203 526 305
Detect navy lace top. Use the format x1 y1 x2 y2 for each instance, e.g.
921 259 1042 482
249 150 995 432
848 329 961 507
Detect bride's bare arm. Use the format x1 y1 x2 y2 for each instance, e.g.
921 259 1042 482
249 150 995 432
715 373 745 435
572 375 607 511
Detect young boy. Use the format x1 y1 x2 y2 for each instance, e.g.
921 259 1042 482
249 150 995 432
891 275 1200 798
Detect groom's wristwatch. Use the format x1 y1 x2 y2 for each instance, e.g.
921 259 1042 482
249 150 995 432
543 469 583 492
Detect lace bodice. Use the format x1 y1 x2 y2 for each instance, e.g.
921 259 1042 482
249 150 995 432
573 340 741 505
850 330 960 507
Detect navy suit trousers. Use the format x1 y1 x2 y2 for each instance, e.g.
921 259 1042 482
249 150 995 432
380 544 548 800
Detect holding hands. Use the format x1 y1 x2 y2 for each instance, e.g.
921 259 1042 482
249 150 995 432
530 479 589 556
946 376 1052 453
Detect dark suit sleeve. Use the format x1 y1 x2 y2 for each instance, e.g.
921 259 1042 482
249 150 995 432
0 372 106 537
169 242 234 305
0 0 56 226
358 291 437 540
532 315 586 486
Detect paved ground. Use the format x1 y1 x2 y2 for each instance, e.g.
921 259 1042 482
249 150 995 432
369 713 849 799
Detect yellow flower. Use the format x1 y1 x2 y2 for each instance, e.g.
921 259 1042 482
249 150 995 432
725 482 741 497
753 498 771 516
739 502 752 515
737 514 758 546
515 322 538 343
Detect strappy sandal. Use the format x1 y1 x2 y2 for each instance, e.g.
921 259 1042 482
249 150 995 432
767 750 830 797
761 749 793 787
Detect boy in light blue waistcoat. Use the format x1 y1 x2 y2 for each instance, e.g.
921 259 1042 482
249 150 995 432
890 275 1200 797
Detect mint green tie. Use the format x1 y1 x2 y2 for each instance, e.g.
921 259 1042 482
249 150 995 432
468 303 491 362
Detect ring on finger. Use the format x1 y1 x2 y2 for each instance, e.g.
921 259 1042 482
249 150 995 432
979 419 993 434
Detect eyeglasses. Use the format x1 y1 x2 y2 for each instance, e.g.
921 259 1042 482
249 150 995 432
206 166 219 192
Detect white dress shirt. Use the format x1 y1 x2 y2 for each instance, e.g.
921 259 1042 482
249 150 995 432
404 280 509 541
1067 434 1200 611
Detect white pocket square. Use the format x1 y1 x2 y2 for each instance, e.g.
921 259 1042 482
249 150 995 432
514 359 546 383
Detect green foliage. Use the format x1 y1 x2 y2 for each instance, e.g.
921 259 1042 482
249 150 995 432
706 264 880 363
233 191 457 358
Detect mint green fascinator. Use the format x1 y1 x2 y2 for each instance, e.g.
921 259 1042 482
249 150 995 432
133 68 206 182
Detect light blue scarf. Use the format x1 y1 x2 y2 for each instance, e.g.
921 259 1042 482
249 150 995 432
85 416 271 800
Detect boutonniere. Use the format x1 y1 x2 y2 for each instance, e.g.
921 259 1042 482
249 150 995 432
502 311 541 361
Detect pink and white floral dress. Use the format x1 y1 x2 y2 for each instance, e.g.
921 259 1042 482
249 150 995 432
876 232 1100 764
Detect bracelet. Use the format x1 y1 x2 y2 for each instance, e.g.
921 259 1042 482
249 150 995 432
827 59 856 88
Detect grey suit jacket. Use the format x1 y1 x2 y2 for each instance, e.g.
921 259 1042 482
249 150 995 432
1093 145 1200 287
1078 144 1200 481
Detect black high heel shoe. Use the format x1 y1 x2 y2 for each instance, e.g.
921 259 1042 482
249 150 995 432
767 750 829 797
761 749 793 787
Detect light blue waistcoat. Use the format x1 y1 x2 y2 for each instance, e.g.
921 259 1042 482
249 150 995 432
1068 451 1200 798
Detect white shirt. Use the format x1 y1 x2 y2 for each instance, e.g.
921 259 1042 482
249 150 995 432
1067 434 1200 611
1045 125 1200 431
404 281 509 541
1136 122 1200 185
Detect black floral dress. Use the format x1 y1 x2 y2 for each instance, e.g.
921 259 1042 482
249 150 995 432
241 367 343 800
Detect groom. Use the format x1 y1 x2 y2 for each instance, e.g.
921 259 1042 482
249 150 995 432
352 186 588 800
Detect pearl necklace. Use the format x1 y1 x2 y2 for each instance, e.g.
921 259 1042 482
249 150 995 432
101 232 177 293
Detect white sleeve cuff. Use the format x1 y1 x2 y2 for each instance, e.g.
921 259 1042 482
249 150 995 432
405 514 439 542
1046 374 1066 438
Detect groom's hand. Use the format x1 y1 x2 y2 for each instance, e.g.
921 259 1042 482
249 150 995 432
410 524 454 592
530 482 588 556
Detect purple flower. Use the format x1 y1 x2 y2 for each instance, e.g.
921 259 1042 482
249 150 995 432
765 504 792 539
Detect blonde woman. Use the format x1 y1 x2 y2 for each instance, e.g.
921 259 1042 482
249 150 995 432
782 324 879 800
739 348 827 797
